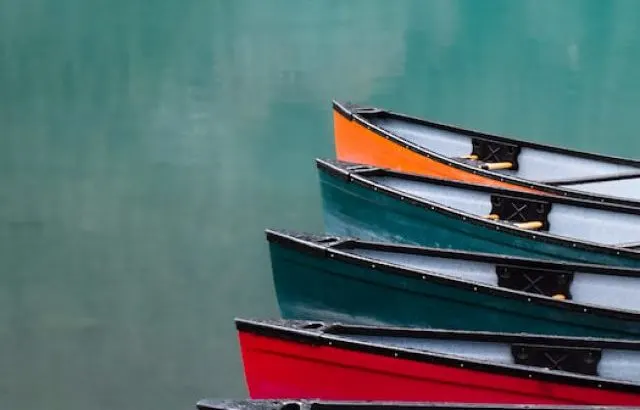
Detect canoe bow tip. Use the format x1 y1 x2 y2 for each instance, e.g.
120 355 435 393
264 227 290 238
332 100 386 116
265 228 340 244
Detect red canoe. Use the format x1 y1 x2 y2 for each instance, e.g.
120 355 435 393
236 318 640 406
197 399 637 410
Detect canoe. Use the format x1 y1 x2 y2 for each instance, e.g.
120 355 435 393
197 399 637 410
316 159 640 267
333 101 640 208
235 318 640 405
266 229 640 338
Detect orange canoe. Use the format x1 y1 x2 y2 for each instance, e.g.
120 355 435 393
332 100 640 207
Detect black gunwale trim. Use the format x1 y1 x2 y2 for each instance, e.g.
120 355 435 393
355 164 640 215
332 101 640 208
266 228 640 321
266 228 640 278
543 172 640 187
618 241 640 249
316 158 640 260
236 318 640 394
196 399 636 410
321 322 640 349
265 228 354 257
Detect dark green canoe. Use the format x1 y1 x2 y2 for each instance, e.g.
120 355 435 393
267 229 640 338
317 159 640 267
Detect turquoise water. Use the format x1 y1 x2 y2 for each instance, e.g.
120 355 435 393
2 0 640 409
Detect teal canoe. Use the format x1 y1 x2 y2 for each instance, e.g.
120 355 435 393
267 229 640 338
317 159 640 267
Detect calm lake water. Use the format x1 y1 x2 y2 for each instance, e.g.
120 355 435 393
2 0 640 409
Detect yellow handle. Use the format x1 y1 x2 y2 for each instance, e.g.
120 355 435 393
484 215 543 230
513 221 543 230
481 162 513 170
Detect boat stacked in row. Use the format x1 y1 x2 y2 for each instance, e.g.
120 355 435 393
198 101 640 409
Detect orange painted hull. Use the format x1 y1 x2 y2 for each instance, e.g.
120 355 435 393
333 108 542 194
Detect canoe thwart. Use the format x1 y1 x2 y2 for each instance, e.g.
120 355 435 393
490 194 552 231
511 343 602 376
481 162 513 171
471 137 521 170
496 265 573 299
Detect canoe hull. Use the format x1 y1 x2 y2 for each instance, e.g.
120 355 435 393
332 102 640 208
237 328 640 405
198 399 640 410
318 165 640 268
333 108 537 192
269 239 640 338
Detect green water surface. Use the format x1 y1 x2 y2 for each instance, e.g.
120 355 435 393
2 0 640 409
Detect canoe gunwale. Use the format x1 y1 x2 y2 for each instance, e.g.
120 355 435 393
332 101 640 208
542 172 640 187
350 164 640 215
197 399 640 410
265 228 355 257
316 159 640 260
266 228 640 277
239 317 640 348
333 101 640 166
266 229 640 321
235 318 640 393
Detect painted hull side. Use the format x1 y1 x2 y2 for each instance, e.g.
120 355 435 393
269 243 640 338
333 109 540 193
318 170 640 268
238 331 640 405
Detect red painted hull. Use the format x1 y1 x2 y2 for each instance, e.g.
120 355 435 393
238 331 640 406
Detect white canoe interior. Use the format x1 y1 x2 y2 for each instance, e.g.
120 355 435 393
367 174 640 248
367 115 640 195
342 329 640 384
346 245 640 313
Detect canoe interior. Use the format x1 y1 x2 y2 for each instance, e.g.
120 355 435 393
365 172 640 247
364 113 640 186
347 334 638 383
272 320 640 385
560 176 640 201
340 243 640 313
